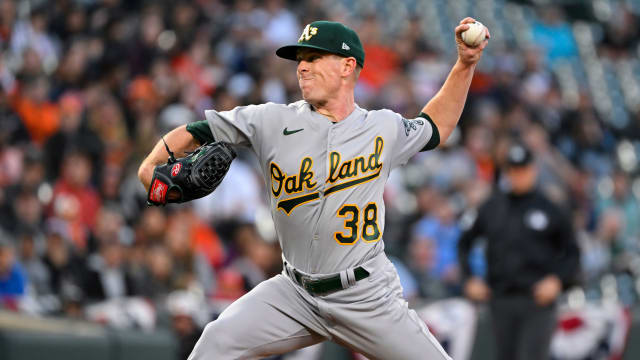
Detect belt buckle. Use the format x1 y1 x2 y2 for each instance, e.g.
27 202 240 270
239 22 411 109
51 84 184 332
300 275 311 290
300 276 318 295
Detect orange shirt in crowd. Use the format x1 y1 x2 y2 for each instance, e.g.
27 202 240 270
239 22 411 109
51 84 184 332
474 155 495 184
13 95 60 146
191 221 225 269
171 54 215 96
359 44 399 91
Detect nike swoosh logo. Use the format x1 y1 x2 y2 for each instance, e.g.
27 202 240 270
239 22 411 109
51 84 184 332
283 127 304 136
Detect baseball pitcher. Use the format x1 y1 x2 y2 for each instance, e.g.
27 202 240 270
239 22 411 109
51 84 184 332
138 18 489 360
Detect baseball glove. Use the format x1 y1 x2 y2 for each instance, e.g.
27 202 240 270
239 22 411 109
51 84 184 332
147 141 236 206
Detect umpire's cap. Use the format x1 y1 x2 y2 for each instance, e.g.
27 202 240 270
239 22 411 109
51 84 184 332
506 142 533 167
276 21 365 67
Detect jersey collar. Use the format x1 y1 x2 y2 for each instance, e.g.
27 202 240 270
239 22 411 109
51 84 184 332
307 101 365 128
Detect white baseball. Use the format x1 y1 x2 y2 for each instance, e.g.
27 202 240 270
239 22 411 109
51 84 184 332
461 21 487 47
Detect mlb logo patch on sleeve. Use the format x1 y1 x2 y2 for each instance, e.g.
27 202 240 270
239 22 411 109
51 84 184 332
402 117 424 136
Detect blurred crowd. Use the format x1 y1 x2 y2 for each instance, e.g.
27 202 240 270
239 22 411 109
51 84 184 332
1 0 640 358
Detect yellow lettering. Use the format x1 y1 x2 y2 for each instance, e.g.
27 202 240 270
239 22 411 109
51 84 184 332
300 157 317 190
270 162 285 198
339 161 353 178
326 137 385 184
270 157 317 198
354 157 366 174
327 152 342 183
285 176 298 193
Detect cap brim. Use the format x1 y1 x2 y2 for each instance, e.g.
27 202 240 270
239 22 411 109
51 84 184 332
276 44 337 62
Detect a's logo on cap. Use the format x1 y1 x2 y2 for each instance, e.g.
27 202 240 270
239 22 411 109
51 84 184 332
342 42 350 50
298 24 318 42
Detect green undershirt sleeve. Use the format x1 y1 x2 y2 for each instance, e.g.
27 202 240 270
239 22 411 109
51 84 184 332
186 120 215 144
418 112 440 151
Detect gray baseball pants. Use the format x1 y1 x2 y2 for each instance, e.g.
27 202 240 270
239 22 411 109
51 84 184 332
188 253 451 360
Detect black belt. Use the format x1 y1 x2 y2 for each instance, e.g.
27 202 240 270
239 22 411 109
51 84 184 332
285 262 370 296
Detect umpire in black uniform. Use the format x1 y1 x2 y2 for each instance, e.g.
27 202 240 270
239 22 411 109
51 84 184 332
458 142 580 360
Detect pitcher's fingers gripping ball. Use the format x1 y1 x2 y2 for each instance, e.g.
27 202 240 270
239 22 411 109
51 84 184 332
147 141 236 206
455 17 490 66
461 21 488 47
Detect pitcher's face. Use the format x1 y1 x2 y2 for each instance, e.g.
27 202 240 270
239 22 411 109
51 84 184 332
296 49 343 106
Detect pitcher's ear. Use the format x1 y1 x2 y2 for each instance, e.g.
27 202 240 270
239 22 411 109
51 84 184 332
342 57 357 77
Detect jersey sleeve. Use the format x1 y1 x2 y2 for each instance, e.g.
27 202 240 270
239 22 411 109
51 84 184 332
204 104 268 148
388 111 440 169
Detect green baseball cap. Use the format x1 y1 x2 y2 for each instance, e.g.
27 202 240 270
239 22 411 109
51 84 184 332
276 21 365 67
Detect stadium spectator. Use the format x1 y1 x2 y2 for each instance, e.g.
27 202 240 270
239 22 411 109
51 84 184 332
11 189 44 235
165 208 216 296
0 238 26 309
167 290 206 360
41 220 88 310
228 222 279 290
84 239 136 302
17 229 51 299
12 76 60 146
595 170 640 254
43 91 103 182
408 195 462 298
50 151 101 251
531 6 578 63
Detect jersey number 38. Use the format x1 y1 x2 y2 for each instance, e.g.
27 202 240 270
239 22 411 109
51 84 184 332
334 203 381 245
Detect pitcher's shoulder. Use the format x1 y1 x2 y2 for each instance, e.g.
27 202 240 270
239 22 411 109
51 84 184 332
288 100 314 114
362 108 404 132
259 101 310 114
365 108 402 121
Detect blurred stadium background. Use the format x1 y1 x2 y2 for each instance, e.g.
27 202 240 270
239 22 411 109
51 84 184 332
1 0 640 359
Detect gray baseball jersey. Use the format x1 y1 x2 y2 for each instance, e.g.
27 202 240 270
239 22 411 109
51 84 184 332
204 100 437 274
190 100 450 360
